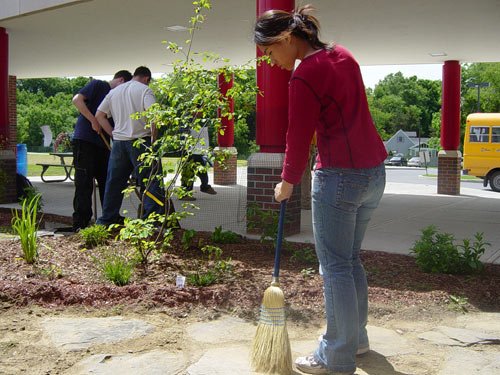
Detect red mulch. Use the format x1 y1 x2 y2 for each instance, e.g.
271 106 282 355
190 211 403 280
0 209 498 321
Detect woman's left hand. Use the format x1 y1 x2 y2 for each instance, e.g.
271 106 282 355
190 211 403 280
274 180 293 202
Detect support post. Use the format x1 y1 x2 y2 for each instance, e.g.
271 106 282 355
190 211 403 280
438 60 461 195
247 0 300 236
214 72 237 185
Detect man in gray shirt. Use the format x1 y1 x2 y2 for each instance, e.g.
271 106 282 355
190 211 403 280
96 66 164 225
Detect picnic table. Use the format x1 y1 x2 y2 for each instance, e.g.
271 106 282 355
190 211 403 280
37 152 74 183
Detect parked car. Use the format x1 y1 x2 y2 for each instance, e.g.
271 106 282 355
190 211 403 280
407 156 422 167
388 156 407 166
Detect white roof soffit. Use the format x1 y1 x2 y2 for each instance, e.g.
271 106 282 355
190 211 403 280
0 0 89 20
1 0 500 78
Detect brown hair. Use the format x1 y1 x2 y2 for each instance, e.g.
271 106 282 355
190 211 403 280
254 4 328 49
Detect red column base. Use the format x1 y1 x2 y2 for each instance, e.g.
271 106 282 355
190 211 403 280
246 152 301 236
437 150 461 195
213 147 237 186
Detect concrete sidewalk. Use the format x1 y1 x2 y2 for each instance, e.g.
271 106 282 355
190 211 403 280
2 168 500 264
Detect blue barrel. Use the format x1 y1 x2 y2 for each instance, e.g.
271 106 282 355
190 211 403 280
16 143 28 176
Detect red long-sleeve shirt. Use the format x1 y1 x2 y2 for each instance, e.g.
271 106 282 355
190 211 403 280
282 45 387 184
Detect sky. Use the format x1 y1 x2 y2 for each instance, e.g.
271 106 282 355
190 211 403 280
360 64 443 89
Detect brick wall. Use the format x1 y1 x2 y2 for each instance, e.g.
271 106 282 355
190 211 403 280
437 150 461 195
8 75 16 147
0 154 16 203
213 147 237 186
247 153 301 236
0 75 17 203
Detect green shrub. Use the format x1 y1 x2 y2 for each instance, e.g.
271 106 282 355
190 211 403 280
40 264 63 280
113 214 163 265
210 226 241 244
11 194 41 263
458 233 489 273
291 245 317 265
247 203 277 242
79 224 109 248
181 229 197 250
187 245 233 287
448 295 469 313
300 267 316 279
247 203 285 245
411 225 489 274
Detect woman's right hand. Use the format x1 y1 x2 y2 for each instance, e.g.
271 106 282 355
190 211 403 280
274 180 294 202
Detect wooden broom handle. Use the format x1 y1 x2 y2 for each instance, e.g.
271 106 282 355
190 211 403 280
99 132 111 151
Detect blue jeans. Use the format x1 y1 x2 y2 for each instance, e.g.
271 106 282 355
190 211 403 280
97 139 164 225
312 163 385 373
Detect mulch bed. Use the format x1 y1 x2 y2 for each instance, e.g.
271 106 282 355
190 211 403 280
0 209 498 321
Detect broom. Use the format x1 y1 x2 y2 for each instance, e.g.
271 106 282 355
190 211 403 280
251 200 292 374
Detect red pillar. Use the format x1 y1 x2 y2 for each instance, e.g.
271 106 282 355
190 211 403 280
214 72 237 185
256 0 294 153
217 72 234 147
438 60 461 195
247 0 301 236
441 61 461 150
0 27 8 141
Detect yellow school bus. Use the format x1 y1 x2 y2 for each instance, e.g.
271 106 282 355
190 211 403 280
463 113 500 192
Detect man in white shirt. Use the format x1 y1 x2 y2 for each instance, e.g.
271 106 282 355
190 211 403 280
95 66 164 225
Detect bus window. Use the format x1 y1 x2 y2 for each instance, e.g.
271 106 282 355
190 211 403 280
469 126 490 143
492 127 500 143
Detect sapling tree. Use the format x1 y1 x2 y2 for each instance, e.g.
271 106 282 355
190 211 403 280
116 0 259 261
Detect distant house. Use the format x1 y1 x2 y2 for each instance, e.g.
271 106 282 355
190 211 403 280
384 129 438 166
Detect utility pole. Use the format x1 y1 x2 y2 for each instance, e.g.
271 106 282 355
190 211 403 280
467 82 490 112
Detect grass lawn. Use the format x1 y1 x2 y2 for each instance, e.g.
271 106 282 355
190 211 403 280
423 173 481 181
26 152 247 178
27 153 73 177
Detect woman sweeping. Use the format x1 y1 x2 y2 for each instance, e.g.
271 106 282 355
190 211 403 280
254 5 387 375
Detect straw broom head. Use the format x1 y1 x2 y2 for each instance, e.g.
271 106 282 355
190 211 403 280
251 280 292 375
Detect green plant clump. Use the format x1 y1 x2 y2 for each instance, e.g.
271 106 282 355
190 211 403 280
11 194 41 264
101 256 134 286
448 295 469 313
181 229 197 250
40 264 63 280
291 245 317 265
411 225 489 274
94 248 134 286
113 214 168 266
187 270 218 287
210 225 241 244
79 224 110 248
187 245 233 287
300 267 316 279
